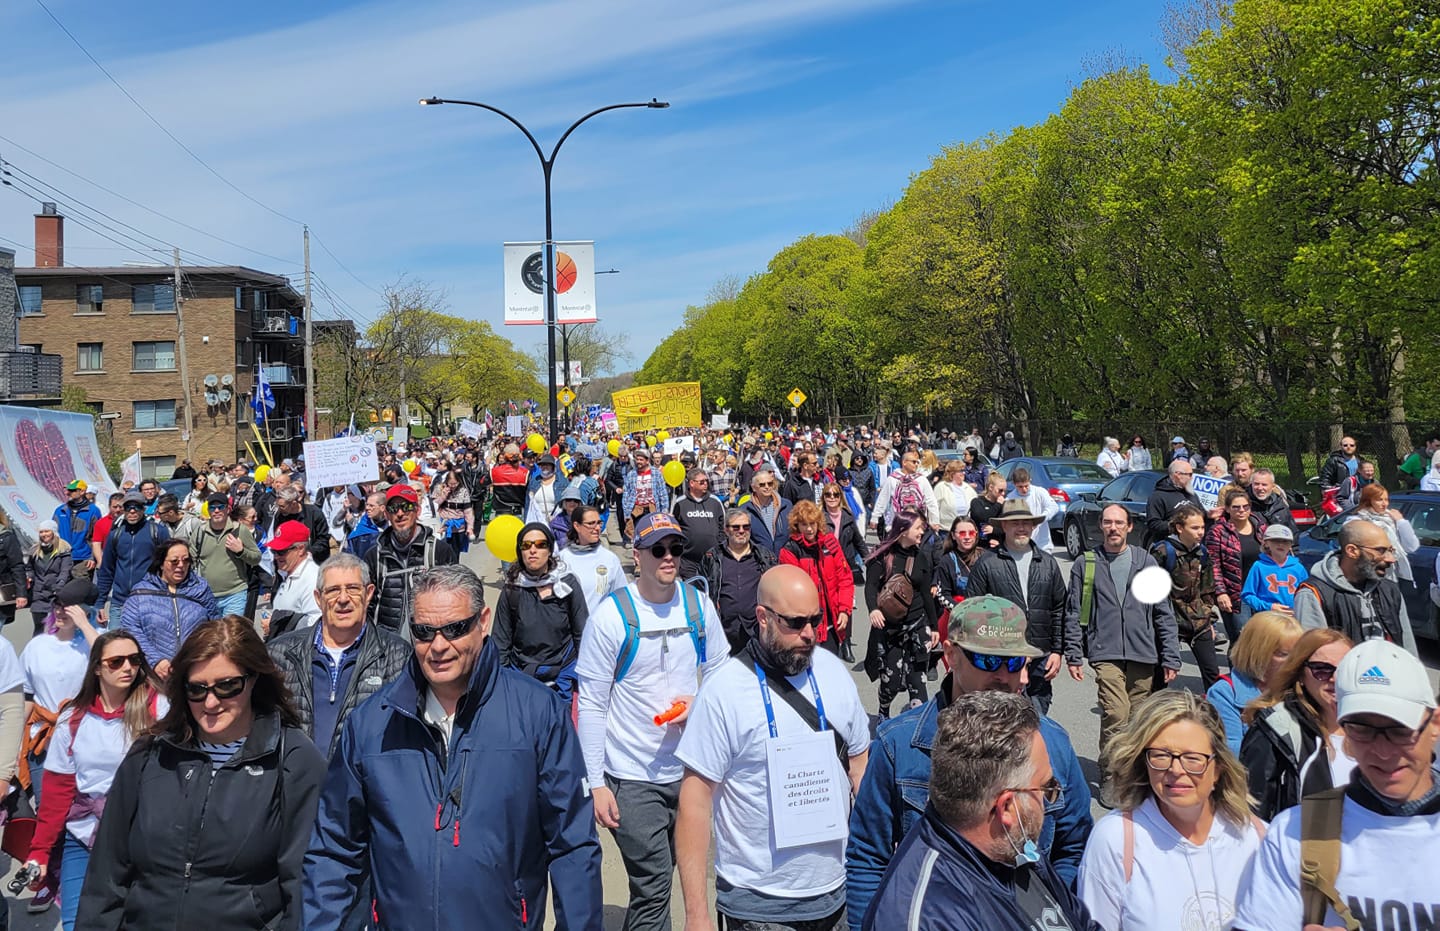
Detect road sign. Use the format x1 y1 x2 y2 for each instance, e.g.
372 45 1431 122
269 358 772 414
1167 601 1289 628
715 395 727 408
787 387 807 408
558 386 577 408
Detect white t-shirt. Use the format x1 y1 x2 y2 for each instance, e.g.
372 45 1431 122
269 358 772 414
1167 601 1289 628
0 639 23 694
674 649 870 898
21 635 89 737
1234 794 1440 930
575 583 728 786
1078 796 1261 931
44 705 131 845
1297 731 1358 791
558 545 626 617
272 555 322 629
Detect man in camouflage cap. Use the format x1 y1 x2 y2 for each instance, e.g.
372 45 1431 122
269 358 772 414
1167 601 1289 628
845 595 1095 925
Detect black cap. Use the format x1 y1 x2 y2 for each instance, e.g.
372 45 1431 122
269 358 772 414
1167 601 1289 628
206 493 230 509
56 579 99 608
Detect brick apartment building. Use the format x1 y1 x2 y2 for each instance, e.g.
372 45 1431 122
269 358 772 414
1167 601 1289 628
14 206 315 478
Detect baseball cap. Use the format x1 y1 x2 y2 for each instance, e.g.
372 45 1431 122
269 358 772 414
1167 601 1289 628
1262 525 1294 542
1171 436 1186 444
634 512 686 548
56 578 99 608
1336 639 1437 730
947 595 1042 658
122 491 146 508
539 454 557 466
264 521 312 551
67 479 87 492
386 484 419 505
206 493 230 510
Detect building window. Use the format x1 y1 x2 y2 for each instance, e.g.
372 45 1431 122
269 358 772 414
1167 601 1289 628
141 456 176 480
20 344 42 354
76 284 104 314
133 400 177 430
77 343 103 372
131 283 175 314
235 286 244 309
132 341 177 372
17 286 42 317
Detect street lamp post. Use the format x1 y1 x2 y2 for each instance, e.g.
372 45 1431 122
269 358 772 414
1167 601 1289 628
419 97 667 438
559 267 619 434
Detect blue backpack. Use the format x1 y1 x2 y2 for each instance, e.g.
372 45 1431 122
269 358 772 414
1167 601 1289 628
610 584 706 683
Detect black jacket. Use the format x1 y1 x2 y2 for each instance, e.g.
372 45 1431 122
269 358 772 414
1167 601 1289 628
78 712 326 931
26 542 73 618
1239 699 1332 821
1248 488 1298 535
1318 449 1352 490
268 624 412 757
781 472 818 506
700 544 777 652
825 508 868 583
1144 476 1200 546
363 526 457 631
866 545 938 631
964 542 1066 655
493 573 588 681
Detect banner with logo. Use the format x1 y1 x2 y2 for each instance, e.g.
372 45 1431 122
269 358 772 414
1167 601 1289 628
502 241 597 326
303 435 380 493
0 406 119 542
611 382 702 433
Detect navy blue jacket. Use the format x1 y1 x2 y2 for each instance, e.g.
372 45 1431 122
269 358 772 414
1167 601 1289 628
863 807 1101 931
741 496 792 556
303 639 602 931
95 518 169 610
846 676 1092 929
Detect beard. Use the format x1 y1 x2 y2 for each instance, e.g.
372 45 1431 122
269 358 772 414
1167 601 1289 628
757 620 814 677
1357 554 1387 581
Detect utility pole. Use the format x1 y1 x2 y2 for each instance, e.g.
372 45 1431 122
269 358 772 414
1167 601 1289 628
303 226 315 439
172 247 196 465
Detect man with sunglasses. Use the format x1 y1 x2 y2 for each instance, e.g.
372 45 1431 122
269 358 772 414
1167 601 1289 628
306 564 601 931
95 491 169 625
1234 639 1440 931
670 468 725 580
1294 519 1417 656
576 512 728 931
362 484 456 634
846 596 1093 928
742 467 792 557
676 564 870 931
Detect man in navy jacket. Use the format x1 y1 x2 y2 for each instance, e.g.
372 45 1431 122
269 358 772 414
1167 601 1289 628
303 564 602 930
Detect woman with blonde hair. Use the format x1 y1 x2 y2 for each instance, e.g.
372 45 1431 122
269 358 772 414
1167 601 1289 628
1205 610 1302 754
933 459 976 529
1078 690 1261 931
1238 627 1353 820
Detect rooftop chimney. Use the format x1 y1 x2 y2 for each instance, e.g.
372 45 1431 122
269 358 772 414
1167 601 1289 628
35 203 63 268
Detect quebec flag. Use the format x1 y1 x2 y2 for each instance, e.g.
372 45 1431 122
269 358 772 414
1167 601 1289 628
252 364 275 423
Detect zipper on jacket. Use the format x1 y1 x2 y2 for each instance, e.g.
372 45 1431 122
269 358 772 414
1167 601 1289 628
182 765 218 883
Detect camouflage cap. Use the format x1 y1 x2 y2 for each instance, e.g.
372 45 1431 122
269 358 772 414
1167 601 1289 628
947 595 1042 658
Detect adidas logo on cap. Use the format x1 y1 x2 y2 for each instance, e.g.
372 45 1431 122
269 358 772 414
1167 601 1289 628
1358 665 1390 686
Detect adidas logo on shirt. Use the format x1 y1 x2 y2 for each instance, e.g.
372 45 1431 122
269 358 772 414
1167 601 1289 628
1358 665 1390 686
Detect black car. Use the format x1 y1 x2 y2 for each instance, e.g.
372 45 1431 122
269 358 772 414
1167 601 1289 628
1061 470 1165 559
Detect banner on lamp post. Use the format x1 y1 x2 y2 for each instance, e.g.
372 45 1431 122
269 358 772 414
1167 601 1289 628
502 241 597 326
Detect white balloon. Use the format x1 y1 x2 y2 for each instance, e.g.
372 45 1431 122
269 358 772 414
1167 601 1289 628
1131 565 1173 605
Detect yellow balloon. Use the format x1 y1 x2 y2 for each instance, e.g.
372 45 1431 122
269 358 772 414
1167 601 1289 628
662 460 686 487
484 515 523 563
607 439 621 457
656 430 670 443
253 464 270 483
645 435 657 448
526 433 546 454
402 458 417 474
764 431 773 440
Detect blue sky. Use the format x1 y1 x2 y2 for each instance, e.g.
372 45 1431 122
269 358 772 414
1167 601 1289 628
0 0 1172 373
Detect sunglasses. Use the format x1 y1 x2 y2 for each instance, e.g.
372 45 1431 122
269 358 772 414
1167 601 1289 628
519 539 551 552
387 501 418 513
726 524 751 532
185 674 250 702
1304 661 1337 682
101 653 143 671
647 542 686 560
762 605 822 631
822 492 842 499
960 648 1027 674
410 613 479 643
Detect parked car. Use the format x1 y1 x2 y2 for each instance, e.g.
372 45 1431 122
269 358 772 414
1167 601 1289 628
932 448 995 468
161 478 193 500
996 457 1114 544
1062 470 1165 559
1295 491 1440 641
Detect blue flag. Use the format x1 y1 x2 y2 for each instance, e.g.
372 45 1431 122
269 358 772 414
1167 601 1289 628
252 364 275 423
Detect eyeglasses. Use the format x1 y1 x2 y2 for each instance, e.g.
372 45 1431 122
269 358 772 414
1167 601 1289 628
960 649 1027 674
410 613 479 643
1144 748 1216 775
576 520 602 527
1004 778 1063 806
762 605 822 631
386 501 418 514
647 542 686 560
955 530 978 538
519 539 551 552
1304 661 1337 682
185 675 251 702
754 481 775 489
1355 544 1398 557
101 653 143 671
320 584 367 601
1343 710 1432 746
726 524 750 532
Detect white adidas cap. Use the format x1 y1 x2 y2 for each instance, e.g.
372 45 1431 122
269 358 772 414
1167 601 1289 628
1336 639 1437 730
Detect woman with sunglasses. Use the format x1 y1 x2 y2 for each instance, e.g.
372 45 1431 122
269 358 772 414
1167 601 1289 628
181 474 210 518
864 508 938 718
777 500 855 658
820 480 867 593
961 446 988 492
1239 627 1354 820
118 539 220 679
933 515 986 622
1078 690 1262 931
1124 436 1153 472
78 615 325 931
24 631 161 931
493 523 587 701
1203 485 1267 642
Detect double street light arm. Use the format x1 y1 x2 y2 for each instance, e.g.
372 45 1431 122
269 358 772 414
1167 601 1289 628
418 97 669 173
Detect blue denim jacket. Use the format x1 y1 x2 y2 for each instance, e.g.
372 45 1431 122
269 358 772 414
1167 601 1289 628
845 677 1094 930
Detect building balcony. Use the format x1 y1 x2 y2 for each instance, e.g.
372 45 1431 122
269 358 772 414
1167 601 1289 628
0 350 62 400
252 311 301 338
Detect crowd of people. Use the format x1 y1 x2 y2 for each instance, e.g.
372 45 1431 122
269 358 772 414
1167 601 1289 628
0 421 1427 929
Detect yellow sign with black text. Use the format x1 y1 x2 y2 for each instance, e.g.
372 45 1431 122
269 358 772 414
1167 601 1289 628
612 382 702 433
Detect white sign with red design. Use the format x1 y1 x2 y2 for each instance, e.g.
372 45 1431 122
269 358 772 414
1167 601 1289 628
0 406 119 541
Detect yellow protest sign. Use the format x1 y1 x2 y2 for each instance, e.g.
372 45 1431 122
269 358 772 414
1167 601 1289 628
612 382 702 433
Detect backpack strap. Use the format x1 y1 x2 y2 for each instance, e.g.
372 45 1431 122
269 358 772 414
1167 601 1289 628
612 589 642 683
681 583 706 670
1300 787 1362 931
1157 540 1178 572
1080 551 1096 628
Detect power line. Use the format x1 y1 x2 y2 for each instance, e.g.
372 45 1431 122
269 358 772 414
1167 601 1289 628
308 230 384 298
2 159 171 258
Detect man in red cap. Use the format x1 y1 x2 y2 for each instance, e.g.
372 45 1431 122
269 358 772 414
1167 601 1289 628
362 484 456 633
265 520 321 637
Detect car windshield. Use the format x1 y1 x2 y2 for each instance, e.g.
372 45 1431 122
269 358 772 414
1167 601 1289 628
1046 463 1111 481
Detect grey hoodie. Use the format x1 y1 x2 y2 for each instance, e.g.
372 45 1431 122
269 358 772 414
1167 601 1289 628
1063 545 1180 669
1293 550 1416 656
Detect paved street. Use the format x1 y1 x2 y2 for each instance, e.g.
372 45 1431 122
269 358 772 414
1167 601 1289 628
2 531 1436 929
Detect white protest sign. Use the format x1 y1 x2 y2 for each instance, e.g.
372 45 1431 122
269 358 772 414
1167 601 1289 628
391 426 409 446
765 731 849 849
505 415 525 437
1190 473 1230 511
302 435 379 492
458 419 484 439
662 436 696 456
710 413 729 430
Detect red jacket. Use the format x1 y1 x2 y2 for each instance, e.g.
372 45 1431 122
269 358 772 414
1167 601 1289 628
778 531 856 642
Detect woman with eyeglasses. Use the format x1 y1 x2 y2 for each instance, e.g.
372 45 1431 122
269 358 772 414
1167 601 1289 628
77 615 325 931
493 523 587 701
1078 690 1262 931
1205 609 1302 755
1348 483 1422 587
864 508 938 718
777 500 854 658
1239 627 1353 820
23 631 161 931
1203 485 1267 642
117 540 220 681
